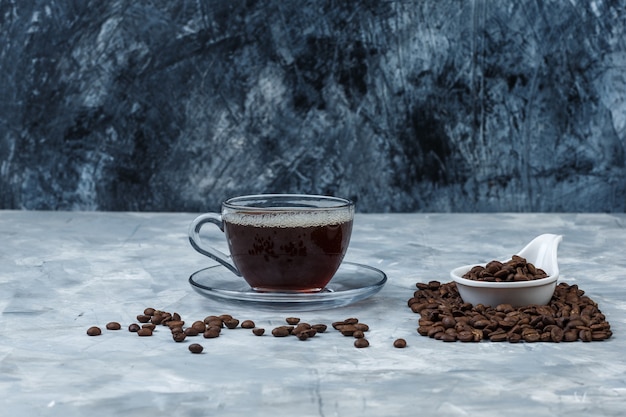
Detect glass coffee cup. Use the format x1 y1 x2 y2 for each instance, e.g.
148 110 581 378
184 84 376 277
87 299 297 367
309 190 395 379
188 194 355 293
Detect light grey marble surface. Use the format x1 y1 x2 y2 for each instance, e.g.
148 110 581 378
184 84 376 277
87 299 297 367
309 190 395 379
1 210 625 416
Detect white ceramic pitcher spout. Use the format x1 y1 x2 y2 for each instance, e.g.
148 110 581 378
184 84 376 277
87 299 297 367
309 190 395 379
515 233 563 278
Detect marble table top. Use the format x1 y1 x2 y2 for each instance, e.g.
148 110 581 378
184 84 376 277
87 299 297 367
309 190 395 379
1 210 625 416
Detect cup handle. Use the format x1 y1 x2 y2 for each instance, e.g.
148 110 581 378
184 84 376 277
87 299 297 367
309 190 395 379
188 213 241 276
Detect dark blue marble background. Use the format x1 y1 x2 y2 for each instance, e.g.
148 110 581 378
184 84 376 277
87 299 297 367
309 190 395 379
1 1 625 212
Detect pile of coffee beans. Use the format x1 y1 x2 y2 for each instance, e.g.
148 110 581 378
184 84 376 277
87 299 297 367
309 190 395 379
408 280 612 343
270 317 327 340
462 255 548 282
86 309 375 351
331 318 371 348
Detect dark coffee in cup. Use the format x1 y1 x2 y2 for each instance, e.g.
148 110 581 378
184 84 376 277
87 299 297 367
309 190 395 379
188 194 355 293
224 211 353 292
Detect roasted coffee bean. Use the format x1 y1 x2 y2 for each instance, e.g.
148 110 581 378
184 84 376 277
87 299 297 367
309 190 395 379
203 327 221 338
311 324 328 333
550 326 564 342
393 338 407 348
252 328 265 336
184 327 200 336
522 329 541 343
579 329 593 342
292 323 312 334
144 307 156 316
170 326 184 334
159 312 172 324
338 325 358 336
128 323 140 332
136 314 151 323
352 330 365 339
166 320 185 329
188 343 203 354
137 328 153 337
142 323 156 331
592 331 611 341
344 317 359 325
457 330 474 342
488 331 508 342
354 323 369 332
427 325 445 338
224 319 240 329
191 321 206 332
87 326 101 336
241 320 255 329
295 328 317 340
173 332 187 342
272 327 291 337
440 333 457 342
285 317 300 325
354 338 369 348
219 314 233 321
417 326 430 336
106 322 121 330
204 316 223 327
441 316 456 329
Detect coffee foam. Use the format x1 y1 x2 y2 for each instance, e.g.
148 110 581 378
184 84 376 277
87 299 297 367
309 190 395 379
224 210 353 228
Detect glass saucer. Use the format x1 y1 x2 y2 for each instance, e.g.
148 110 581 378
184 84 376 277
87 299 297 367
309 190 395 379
188 262 387 311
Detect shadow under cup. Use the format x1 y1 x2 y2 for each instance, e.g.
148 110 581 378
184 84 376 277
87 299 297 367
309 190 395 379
223 195 354 293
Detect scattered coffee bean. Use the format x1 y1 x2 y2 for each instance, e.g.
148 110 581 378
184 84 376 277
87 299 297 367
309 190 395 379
296 328 317 341
241 320 255 329
166 320 185 329
252 328 265 336
106 322 121 330
172 332 187 342
203 327 221 338
151 313 164 325
170 326 184 335
292 323 311 334
136 314 151 323
354 338 369 348
204 315 219 324
144 307 156 316
337 324 357 336
354 323 369 332
311 324 327 333
191 321 206 332
86 326 101 336
224 318 240 329
272 326 291 337
137 328 153 337
393 338 407 348
353 330 365 339
188 343 203 354
128 323 140 332
296 332 310 341
184 327 200 336
286 317 300 325
142 323 156 331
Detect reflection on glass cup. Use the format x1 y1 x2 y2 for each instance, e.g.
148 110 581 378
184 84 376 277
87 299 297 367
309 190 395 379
188 194 354 293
